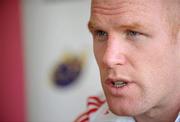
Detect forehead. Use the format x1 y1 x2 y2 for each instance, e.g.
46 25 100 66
90 0 167 30
91 0 164 8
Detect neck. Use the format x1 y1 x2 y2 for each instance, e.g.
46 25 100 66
135 111 179 122
135 102 180 122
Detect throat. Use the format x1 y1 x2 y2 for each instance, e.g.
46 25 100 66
134 108 180 122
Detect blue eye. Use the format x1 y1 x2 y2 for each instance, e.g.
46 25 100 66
127 30 141 37
126 30 143 41
94 30 108 42
96 30 107 36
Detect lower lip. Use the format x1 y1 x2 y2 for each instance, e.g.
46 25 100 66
104 81 132 96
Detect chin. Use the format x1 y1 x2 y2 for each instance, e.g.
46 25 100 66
108 102 133 116
106 96 142 116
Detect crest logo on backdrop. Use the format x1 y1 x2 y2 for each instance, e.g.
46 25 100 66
52 52 86 87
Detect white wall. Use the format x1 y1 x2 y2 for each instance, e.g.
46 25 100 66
22 0 103 122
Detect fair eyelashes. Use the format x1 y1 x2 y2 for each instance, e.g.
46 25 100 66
93 30 108 42
126 30 142 37
126 30 144 41
92 29 144 42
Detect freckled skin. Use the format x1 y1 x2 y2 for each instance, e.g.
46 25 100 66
89 0 180 122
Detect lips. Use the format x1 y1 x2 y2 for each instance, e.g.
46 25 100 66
104 77 133 96
105 77 132 87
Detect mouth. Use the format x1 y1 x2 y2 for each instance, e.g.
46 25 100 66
103 78 135 97
104 77 133 95
111 80 128 88
105 77 130 88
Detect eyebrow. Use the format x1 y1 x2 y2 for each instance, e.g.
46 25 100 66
88 21 146 32
88 21 96 32
118 22 145 30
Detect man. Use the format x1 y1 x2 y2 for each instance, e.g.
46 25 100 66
75 0 180 122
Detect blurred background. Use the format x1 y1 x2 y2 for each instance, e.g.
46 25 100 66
0 0 102 121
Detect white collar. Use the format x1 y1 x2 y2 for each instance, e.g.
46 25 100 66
175 113 180 122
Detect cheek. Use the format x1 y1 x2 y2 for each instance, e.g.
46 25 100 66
93 44 106 77
93 42 106 66
93 47 101 68
138 51 177 100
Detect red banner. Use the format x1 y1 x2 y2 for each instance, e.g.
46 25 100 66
0 0 26 121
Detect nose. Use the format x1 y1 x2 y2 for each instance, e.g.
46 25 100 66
102 38 127 68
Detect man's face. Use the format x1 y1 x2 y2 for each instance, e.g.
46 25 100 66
89 0 180 116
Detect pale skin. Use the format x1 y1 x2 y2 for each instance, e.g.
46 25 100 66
88 0 180 122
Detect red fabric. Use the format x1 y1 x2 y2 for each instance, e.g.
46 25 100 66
74 96 105 122
0 0 26 122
